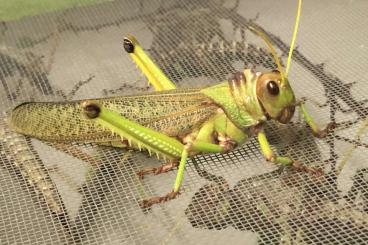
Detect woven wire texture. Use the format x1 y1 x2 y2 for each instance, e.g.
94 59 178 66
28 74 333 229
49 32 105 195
0 0 367 244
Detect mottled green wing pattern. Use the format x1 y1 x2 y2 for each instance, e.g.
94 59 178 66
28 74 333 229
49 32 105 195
10 88 218 143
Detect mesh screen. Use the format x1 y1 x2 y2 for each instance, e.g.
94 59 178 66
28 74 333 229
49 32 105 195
1 0 368 244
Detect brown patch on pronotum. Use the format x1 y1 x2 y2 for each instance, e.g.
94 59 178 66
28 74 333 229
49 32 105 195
228 71 246 92
81 100 101 119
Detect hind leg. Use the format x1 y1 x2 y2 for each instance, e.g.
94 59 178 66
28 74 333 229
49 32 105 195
123 35 176 91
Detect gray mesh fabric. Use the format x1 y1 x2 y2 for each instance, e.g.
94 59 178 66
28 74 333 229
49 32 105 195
0 0 367 244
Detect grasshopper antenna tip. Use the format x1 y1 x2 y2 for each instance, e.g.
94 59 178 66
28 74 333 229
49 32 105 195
285 0 302 77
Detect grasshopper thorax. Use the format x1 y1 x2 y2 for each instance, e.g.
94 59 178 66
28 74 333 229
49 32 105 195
256 70 296 124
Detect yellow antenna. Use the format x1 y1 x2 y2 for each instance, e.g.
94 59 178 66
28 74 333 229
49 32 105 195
285 0 302 77
248 25 285 81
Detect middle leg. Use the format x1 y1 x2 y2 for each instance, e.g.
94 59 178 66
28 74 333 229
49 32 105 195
137 161 179 179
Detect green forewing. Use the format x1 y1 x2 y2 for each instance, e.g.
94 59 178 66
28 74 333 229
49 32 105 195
10 88 218 143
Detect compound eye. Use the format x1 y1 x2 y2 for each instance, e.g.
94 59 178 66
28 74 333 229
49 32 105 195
267 80 279 96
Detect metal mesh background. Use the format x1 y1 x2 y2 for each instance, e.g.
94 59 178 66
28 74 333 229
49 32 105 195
1 0 368 244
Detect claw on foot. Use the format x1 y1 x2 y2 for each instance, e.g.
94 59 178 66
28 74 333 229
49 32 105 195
140 191 179 209
313 122 336 138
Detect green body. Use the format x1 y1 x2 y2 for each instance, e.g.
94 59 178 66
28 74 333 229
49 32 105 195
10 73 264 160
10 32 329 208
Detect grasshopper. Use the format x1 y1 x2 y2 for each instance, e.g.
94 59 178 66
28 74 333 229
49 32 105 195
9 0 333 209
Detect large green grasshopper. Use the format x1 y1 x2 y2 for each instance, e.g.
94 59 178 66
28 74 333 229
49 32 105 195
9 0 333 209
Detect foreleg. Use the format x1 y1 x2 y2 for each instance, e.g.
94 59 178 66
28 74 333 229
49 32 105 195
257 130 322 175
299 101 335 138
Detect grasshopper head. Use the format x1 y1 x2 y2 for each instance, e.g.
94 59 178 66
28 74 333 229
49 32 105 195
249 0 302 124
256 71 296 124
